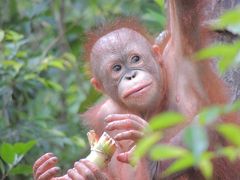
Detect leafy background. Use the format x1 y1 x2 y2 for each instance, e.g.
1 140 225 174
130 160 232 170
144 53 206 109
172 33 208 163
0 0 165 179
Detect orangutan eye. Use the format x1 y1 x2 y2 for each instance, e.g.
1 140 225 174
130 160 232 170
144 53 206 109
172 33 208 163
112 64 122 72
131 55 140 63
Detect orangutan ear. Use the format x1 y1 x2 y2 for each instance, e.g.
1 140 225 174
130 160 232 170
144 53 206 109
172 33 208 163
91 77 103 92
152 44 160 55
152 44 163 64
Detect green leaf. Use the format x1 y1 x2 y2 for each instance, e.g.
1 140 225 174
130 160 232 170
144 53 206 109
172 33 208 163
47 129 66 137
0 160 5 175
226 24 240 35
131 132 161 166
16 50 27 58
36 78 63 92
47 81 63 91
196 44 234 60
142 9 165 25
78 86 101 113
199 106 222 125
163 154 194 177
214 7 240 29
2 60 23 72
183 125 209 161
218 57 233 73
214 100 240 116
218 146 239 162
62 52 76 64
10 164 32 175
48 60 65 70
0 29 5 42
149 112 184 131
234 51 240 64
154 0 164 8
224 100 240 113
13 140 36 155
196 41 240 73
71 136 86 148
150 145 188 160
38 56 67 71
0 143 15 164
5 30 24 41
199 156 213 180
217 123 240 146
23 73 38 80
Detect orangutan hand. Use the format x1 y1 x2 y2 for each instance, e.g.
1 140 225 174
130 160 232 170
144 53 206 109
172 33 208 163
67 159 109 180
105 114 148 163
33 153 70 180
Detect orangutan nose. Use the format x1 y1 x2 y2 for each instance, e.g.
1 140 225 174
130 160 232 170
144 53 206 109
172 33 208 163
125 71 137 80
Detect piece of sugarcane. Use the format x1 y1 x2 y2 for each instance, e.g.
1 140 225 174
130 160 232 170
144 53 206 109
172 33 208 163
86 130 116 169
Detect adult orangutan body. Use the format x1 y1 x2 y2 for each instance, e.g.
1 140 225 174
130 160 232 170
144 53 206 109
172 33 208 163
33 0 240 179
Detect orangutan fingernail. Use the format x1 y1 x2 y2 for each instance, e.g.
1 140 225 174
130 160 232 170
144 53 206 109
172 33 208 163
55 167 60 172
47 152 54 156
105 117 110 122
105 125 111 130
114 135 119 140
51 157 58 162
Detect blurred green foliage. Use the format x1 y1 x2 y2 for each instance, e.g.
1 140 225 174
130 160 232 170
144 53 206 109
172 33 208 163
0 0 165 179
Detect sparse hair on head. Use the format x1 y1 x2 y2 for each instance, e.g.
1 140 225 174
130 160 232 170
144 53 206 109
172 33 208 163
84 17 154 65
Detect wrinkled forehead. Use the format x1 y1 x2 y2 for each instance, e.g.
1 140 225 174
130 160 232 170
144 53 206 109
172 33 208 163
91 28 150 58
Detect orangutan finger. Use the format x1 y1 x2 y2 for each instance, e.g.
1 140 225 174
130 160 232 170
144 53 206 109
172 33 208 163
128 114 148 128
105 114 146 126
81 159 108 180
105 114 129 122
54 174 72 180
74 161 97 180
33 153 54 173
114 130 144 141
67 168 84 180
38 167 60 180
35 157 58 179
105 119 143 131
117 146 135 164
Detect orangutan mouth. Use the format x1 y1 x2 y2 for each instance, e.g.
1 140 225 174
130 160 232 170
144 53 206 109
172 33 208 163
123 82 152 98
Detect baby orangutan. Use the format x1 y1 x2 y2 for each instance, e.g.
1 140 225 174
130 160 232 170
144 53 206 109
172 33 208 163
33 0 240 179
33 22 166 180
